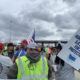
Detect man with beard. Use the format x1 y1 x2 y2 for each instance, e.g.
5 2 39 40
21 39 28 51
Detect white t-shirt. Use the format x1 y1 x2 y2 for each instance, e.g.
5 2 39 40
0 55 13 79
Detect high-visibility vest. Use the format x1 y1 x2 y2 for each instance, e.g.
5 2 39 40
14 47 16 51
16 56 49 80
45 48 52 54
4 46 7 52
3 51 16 56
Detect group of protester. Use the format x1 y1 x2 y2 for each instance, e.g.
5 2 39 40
0 39 75 80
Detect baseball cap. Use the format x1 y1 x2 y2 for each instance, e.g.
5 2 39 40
22 40 28 45
27 43 38 50
7 43 14 47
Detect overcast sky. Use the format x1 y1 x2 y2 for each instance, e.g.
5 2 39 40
0 0 80 42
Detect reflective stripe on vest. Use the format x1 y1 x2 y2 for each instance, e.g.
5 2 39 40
18 50 22 56
3 52 8 56
3 51 16 56
18 57 47 80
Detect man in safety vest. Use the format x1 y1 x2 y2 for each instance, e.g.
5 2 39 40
7 43 52 80
45 47 52 60
3 43 16 59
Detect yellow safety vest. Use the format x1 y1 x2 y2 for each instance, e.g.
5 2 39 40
4 46 7 51
16 56 49 80
3 51 16 56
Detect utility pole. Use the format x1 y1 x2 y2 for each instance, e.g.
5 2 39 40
9 20 12 42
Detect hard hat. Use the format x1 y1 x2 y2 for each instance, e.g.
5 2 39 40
27 43 38 50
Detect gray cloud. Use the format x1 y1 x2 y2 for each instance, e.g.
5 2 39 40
36 29 54 38
0 13 54 41
0 0 80 42
63 0 77 6
54 14 79 29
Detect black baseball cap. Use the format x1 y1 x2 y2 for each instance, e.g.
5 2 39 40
7 43 14 47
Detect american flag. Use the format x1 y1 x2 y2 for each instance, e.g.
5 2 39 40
28 29 35 44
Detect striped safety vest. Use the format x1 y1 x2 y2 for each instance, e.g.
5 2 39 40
16 56 49 80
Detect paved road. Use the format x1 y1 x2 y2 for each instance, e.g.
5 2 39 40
75 71 80 80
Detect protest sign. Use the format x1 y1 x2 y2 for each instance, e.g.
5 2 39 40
58 29 80 70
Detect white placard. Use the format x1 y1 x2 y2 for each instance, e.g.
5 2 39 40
58 29 80 71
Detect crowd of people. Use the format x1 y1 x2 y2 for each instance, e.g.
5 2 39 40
0 39 75 80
